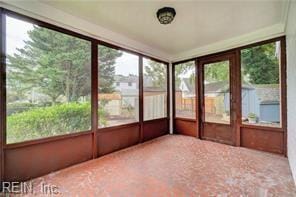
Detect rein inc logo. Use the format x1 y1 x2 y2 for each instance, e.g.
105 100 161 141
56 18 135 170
1 181 59 195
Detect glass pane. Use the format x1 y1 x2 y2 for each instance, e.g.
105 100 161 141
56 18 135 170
6 16 91 144
98 45 139 128
241 41 281 127
175 61 196 119
204 60 230 124
143 58 167 121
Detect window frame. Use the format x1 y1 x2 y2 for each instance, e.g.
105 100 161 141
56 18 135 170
0 8 170 147
1 9 95 147
238 38 286 130
240 40 283 128
5 14 94 144
142 57 169 122
173 60 197 121
172 36 286 153
97 43 140 128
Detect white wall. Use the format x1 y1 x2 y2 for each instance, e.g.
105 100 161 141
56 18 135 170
286 1 296 184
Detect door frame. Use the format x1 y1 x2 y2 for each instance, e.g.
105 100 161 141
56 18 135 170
172 36 286 155
198 52 238 145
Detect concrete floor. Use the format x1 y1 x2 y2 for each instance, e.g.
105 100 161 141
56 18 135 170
26 135 296 196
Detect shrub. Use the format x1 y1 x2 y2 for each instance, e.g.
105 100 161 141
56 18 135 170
7 102 107 144
7 102 37 115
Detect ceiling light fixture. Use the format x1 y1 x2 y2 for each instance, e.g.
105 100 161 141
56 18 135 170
156 7 176 25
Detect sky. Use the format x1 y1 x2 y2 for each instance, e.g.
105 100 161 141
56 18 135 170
6 16 33 56
6 15 138 76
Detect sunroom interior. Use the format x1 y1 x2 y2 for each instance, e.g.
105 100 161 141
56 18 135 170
0 0 296 195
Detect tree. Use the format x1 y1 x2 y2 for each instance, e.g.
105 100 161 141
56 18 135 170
174 61 195 88
241 42 279 84
144 60 167 89
7 26 122 104
204 61 229 82
98 45 122 93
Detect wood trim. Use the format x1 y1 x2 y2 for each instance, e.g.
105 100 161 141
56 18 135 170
280 37 287 156
172 61 176 133
143 117 169 124
97 122 140 133
172 36 286 64
240 124 283 132
0 7 6 182
197 58 204 139
173 57 197 66
166 63 170 133
235 49 242 146
238 36 286 51
91 42 98 158
3 9 95 42
172 60 198 136
174 117 196 122
4 130 93 150
199 51 237 145
98 40 168 65
195 59 200 139
139 55 144 142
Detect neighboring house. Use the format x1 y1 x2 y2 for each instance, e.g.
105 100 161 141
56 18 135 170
114 75 139 110
176 78 196 113
114 75 138 91
178 78 280 123
254 84 280 123
101 74 165 120
179 78 195 98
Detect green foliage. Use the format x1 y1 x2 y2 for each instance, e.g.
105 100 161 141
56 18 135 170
7 26 92 103
144 60 167 89
7 102 50 115
7 102 107 144
6 24 121 143
204 61 229 82
241 42 279 84
7 26 122 104
191 42 279 84
98 45 122 93
248 113 257 119
175 61 195 88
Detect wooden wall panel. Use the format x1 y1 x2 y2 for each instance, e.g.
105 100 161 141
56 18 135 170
97 124 140 156
174 119 197 137
241 127 284 154
143 118 169 142
4 133 93 181
202 123 233 145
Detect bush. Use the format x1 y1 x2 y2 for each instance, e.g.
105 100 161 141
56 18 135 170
7 102 107 144
7 102 37 115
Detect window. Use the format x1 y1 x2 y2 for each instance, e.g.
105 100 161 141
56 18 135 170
98 45 139 128
143 58 167 121
6 16 91 144
174 61 196 119
241 41 281 127
204 60 230 124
